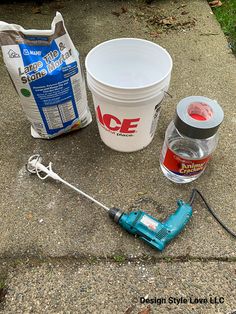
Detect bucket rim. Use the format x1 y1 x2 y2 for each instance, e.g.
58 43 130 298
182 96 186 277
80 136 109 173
85 37 173 91
88 77 166 105
86 72 169 99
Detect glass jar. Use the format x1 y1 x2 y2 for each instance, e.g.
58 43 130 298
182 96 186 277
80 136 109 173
160 96 224 183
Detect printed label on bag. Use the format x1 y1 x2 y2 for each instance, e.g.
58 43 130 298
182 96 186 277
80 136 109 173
163 147 211 176
0 12 92 139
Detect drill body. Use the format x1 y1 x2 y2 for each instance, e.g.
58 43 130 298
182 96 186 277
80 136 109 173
109 200 192 251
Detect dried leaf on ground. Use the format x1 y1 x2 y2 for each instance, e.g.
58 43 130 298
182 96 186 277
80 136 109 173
26 212 33 220
112 6 128 17
49 0 65 10
149 31 161 37
48 3 65 9
209 0 222 7
0 287 7 304
180 20 196 27
138 305 151 314
124 304 135 314
32 6 41 14
112 11 121 17
159 16 176 26
121 6 128 14
53 4 65 9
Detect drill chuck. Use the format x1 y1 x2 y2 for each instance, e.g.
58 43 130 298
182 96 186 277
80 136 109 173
108 207 123 223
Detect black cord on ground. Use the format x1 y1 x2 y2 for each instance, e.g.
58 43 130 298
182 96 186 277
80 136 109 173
188 188 236 238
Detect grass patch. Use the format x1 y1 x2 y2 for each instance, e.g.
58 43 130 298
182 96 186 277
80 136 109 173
0 279 7 308
211 0 236 54
113 255 126 263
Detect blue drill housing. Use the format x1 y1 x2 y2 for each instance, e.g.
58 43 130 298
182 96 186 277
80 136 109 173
118 200 192 251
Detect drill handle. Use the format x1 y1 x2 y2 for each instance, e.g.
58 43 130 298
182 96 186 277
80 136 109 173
163 200 192 239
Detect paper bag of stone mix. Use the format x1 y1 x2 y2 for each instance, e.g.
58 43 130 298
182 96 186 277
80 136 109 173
0 12 92 138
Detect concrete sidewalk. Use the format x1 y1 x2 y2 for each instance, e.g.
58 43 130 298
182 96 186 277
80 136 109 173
0 0 236 313
2 260 236 314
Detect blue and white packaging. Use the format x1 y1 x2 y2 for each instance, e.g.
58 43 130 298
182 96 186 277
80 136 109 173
0 12 92 138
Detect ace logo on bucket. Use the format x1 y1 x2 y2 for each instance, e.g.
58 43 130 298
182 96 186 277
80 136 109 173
96 105 140 136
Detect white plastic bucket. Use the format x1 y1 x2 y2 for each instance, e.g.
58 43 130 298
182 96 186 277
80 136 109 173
85 38 173 152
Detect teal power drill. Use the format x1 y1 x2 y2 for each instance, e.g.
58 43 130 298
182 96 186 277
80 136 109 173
27 155 193 251
109 201 192 251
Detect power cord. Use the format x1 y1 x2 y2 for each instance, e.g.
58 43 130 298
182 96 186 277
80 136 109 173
188 188 236 238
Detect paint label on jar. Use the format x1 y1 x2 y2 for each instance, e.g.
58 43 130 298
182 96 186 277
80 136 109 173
163 148 211 176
